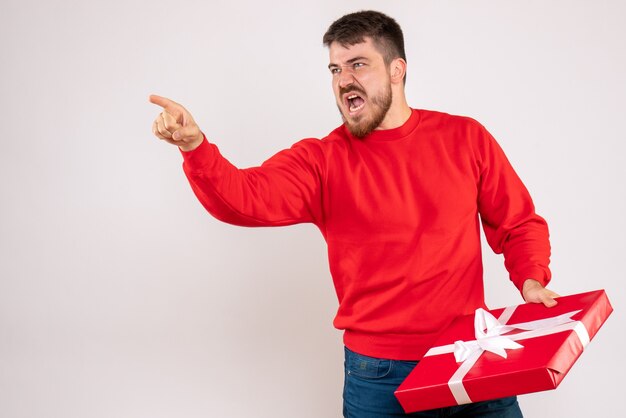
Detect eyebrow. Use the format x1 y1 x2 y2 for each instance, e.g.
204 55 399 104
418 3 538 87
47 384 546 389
328 56 370 69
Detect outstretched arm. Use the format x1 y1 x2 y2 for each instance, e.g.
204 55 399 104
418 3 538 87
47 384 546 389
148 94 325 227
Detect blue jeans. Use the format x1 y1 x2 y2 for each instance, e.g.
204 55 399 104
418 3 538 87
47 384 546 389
343 347 523 418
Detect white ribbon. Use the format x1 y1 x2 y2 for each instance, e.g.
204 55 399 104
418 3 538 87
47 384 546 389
423 306 590 405
453 308 523 362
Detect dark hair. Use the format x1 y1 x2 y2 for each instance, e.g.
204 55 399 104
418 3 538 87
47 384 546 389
322 10 406 66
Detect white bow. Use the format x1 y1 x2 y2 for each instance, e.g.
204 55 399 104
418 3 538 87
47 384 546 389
452 308 583 363
453 309 521 362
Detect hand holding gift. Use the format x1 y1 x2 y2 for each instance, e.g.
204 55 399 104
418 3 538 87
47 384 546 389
522 279 560 307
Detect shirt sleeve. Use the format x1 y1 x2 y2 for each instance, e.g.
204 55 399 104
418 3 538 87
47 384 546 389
180 135 325 227
474 123 552 292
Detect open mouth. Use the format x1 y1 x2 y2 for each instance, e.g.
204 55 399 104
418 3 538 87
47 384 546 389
345 93 366 114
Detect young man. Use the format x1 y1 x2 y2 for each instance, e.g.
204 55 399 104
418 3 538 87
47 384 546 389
150 10 558 418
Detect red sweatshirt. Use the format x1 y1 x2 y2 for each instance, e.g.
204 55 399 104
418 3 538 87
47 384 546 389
181 109 551 360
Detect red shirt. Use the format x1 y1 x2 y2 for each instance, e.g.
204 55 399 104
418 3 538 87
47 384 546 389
181 109 551 360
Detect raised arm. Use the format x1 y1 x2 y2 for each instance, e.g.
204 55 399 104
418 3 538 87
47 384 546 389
149 95 325 228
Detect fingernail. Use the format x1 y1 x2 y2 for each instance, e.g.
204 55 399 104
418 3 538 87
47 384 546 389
172 132 180 140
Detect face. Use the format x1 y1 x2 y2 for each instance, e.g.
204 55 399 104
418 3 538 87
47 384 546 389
328 38 393 138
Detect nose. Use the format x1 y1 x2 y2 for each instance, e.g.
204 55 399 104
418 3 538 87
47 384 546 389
337 71 355 89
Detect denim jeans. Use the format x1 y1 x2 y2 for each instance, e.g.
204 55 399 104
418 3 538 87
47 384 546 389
343 347 523 418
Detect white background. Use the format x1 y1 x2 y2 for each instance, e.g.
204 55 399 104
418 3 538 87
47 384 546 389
1 1 624 417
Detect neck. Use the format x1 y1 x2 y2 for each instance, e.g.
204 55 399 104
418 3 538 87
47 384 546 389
376 90 412 131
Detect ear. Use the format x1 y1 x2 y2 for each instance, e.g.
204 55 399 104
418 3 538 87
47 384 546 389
389 58 407 84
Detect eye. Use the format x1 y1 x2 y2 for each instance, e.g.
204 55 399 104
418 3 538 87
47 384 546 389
353 62 365 70
329 67 341 75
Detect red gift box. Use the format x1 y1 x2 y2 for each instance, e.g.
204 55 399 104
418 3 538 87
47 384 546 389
394 289 612 413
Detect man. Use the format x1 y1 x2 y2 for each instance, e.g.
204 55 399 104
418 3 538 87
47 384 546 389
150 10 558 418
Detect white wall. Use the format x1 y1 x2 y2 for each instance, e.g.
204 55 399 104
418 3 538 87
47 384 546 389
1 0 623 417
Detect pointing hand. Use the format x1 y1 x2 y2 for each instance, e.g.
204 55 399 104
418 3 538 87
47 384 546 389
149 95 204 152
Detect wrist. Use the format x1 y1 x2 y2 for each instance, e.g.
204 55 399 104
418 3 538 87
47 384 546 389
522 278 542 294
179 133 204 152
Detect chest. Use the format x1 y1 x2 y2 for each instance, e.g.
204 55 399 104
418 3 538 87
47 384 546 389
323 138 480 237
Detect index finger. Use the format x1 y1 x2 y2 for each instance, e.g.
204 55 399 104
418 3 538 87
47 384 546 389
149 94 183 117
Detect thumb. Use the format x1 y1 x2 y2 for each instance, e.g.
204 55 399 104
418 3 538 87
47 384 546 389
172 124 202 143
540 293 558 308
538 288 560 307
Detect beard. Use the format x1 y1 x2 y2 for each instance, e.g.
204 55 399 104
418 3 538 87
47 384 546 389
338 82 393 138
